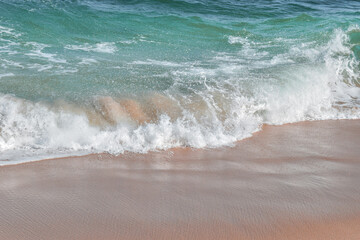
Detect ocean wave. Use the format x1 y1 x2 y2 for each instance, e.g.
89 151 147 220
1 27 359 164
0 0 360 165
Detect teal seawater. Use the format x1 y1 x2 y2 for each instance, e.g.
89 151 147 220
0 0 360 163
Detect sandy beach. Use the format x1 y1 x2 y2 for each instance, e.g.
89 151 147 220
2 1 360 239
1 119 360 240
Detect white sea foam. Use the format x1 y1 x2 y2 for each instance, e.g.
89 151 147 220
0 25 21 38
228 36 250 45
0 25 21 55
55 68 78 74
0 59 24 69
79 58 98 65
27 63 53 72
119 40 137 45
65 42 117 53
132 59 184 67
0 94 260 164
0 73 14 79
25 42 67 63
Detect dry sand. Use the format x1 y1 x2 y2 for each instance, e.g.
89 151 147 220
1 120 360 239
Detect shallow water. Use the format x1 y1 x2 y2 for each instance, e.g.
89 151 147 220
0 0 360 163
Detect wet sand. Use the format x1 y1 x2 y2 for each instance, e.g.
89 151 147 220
1 120 360 240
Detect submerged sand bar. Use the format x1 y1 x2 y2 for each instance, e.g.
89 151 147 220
1 120 360 239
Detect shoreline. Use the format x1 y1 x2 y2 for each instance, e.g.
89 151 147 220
1 119 360 239
1 118 357 168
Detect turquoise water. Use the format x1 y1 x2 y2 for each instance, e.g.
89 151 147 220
0 0 360 164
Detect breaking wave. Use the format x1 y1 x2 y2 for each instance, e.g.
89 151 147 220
0 27 359 164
